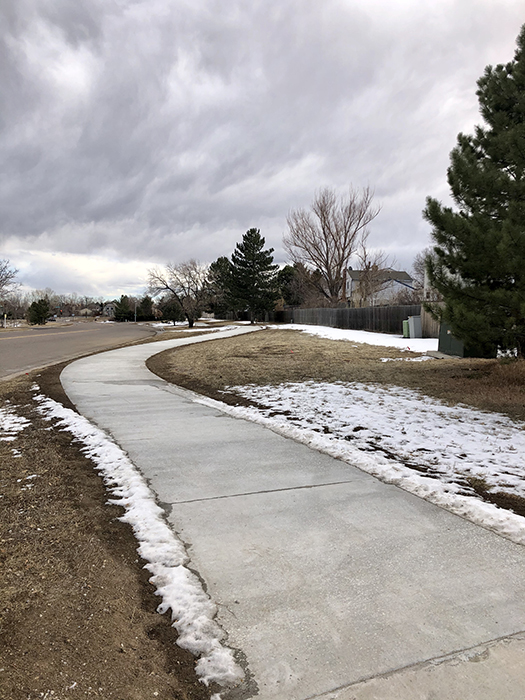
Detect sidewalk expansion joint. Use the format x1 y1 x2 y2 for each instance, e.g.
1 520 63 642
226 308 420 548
172 479 357 504
301 630 525 700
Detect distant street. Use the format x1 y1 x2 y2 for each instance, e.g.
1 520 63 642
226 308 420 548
0 321 156 380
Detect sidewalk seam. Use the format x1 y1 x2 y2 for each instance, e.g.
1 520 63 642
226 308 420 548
170 479 359 504
302 630 525 699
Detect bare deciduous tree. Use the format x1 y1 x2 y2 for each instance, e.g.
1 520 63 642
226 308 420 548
351 237 391 307
148 259 209 327
0 259 18 297
411 248 432 292
284 186 380 304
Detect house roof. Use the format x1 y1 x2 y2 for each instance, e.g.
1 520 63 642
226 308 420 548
347 268 413 283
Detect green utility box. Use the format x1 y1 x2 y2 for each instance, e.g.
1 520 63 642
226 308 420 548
402 320 410 338
438 323 497 358
438 323 465 356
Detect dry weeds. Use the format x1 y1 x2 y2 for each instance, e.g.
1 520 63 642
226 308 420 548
146 328 525 422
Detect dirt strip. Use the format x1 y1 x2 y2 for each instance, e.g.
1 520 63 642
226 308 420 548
0 363 215 700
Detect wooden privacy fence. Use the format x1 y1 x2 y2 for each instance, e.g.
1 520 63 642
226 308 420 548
278 305 422 335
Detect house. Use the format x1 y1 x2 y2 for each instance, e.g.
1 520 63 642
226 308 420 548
344 268 414 306
102 302 116 318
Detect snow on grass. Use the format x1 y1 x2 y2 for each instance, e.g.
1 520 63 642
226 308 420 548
0 403 30 441
151 321 192 328
152 323 241 333
176 325 241 333
380 356 435 362
32 391 244 689
194 382 525 545
271 323 438 353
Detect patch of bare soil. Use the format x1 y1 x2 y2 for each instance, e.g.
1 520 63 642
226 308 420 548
0 365 215 700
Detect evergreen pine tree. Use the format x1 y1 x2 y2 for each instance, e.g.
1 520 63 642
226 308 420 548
114 295 133 322
136 295 155 321
423 25 525 357
229 228 279 322
207 256 234 317
26 298 50 325
158 295 184 324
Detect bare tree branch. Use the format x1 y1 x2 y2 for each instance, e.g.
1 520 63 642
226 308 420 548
284 186 380 304
0 259 18 297
352 236 392 306
148 259 209 327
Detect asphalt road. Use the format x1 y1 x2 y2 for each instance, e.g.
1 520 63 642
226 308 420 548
0 321 156 380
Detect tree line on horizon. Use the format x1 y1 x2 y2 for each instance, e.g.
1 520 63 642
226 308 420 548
146 188 412 328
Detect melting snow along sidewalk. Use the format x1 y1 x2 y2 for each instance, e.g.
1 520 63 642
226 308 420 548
26 325 525 699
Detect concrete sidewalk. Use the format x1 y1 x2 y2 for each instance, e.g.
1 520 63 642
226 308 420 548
61 327 525 699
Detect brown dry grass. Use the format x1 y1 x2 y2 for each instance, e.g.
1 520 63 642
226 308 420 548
0 366 214 700
146 328 525 422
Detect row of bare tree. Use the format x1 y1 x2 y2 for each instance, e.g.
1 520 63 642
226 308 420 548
284 186 427 307
1 186 426 326
285 186 382 304
147 186 425 325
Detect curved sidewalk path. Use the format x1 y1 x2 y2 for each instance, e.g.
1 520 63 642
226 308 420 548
61 327 525 700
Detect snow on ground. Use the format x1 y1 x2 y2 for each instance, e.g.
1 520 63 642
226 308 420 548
152 322 240 333
0 403 30 441
151 321 197 328
380 356 435 362
4 322 520 691
180 324 240 333
194 382 525 545
271 323 439 353
27 391 244 690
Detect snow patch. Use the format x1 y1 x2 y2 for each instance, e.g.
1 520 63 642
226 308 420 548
0 403 30 441
33 392 244 689
153 323 241 334
195 382 525 545
271 323 438 352
380 356 435 362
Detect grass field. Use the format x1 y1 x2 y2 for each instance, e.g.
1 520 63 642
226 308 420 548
147 327 525 422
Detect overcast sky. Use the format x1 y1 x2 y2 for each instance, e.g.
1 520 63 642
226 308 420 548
1 0 523 298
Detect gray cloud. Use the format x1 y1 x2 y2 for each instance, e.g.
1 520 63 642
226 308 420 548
1 0 523 294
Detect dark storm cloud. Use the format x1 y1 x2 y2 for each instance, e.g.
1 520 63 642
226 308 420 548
1 0 524 293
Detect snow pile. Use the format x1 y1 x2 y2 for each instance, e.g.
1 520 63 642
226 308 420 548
0 403 30 441
152 321 191 328
196 381 525 544
380 356 435 362
32 392 244 689
176 325 240 334
153 323 240 333
271 323 438 353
